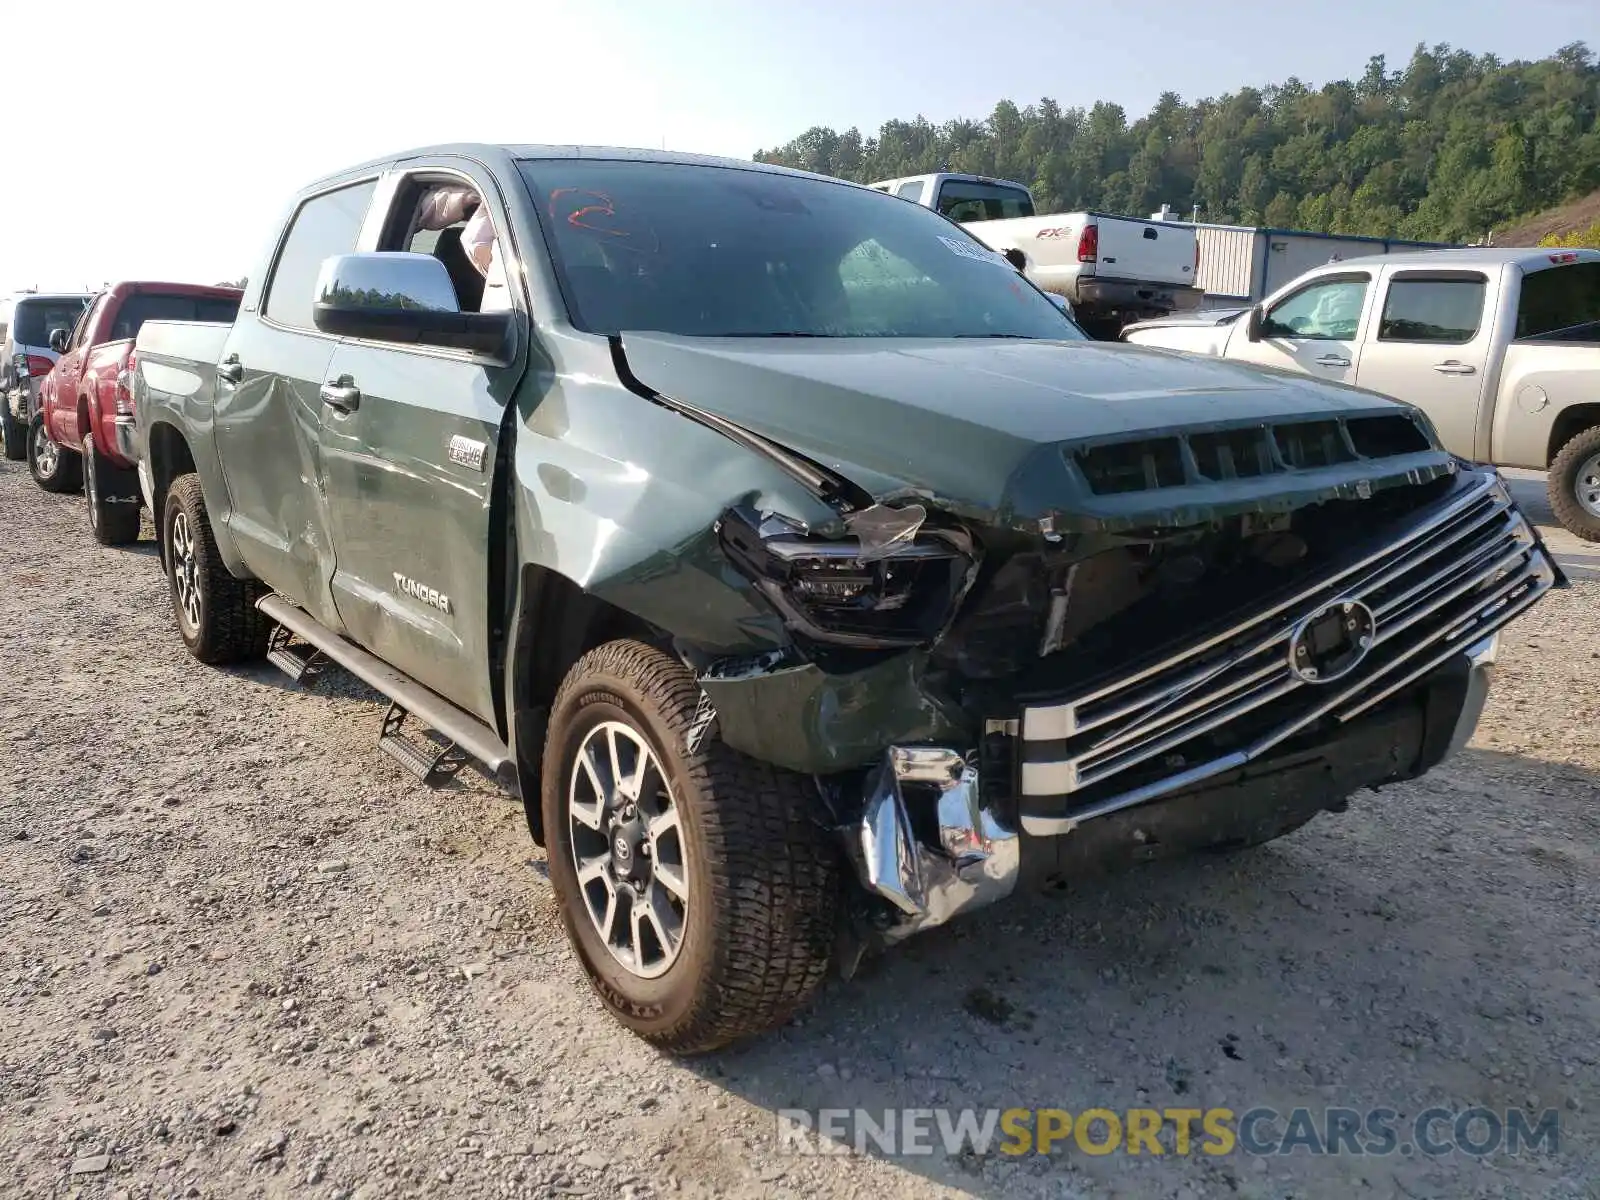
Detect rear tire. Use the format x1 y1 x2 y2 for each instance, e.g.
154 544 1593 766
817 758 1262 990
27 412 81 493
1548 425 1600 544
1 405 25 461
163 473 268 663
542 639 841 1054
85 433 142 546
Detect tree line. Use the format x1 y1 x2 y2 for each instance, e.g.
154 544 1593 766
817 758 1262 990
755 43 1600 243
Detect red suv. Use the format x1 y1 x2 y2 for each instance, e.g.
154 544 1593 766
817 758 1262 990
31 282 242 543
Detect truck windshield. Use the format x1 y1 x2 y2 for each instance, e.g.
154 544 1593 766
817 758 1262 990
107 293 242 344
14 298 90 347
517 159 1082 341
935 179 1035 222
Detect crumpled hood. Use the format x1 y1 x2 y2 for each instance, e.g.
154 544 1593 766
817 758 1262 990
619 333 1451 530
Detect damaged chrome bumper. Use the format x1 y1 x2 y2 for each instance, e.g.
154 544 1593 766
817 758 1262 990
1445 633 1500 758
845 632 1503 944
853 747 1019 943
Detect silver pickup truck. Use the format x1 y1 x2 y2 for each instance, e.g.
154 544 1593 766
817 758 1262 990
1123 248 1600 540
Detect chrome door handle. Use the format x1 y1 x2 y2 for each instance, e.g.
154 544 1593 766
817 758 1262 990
319 380 361 413
1314 354 1351 368
1432 361 1477 375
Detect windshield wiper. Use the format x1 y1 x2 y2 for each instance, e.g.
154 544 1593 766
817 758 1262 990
712 331 832 338
951 333 1040 339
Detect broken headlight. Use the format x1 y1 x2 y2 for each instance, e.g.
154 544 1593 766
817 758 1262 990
718 505 975 649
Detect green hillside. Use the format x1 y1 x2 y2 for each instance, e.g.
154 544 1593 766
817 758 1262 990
755 42 1600 244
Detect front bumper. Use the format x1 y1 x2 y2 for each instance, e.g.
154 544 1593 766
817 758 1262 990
848 635 1501 941
855 746 1019 945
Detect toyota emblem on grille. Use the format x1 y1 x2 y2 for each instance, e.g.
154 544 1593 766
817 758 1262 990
1288 599 1377 684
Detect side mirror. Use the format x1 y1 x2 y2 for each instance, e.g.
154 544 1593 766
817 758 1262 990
48 328 70 353
311 252 511 357
1245 305 1263 343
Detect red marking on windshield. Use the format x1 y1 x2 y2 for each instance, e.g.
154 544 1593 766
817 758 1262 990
548 187 661 254
549 188 629 237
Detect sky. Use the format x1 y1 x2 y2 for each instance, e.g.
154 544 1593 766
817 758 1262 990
2 0 1592 295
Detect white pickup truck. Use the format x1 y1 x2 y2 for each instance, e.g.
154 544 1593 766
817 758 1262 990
869 172 1202 333
1122 247 1600 541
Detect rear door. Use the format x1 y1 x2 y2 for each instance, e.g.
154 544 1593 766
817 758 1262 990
1230 270 1373 386
1091 217 1196 287
314 162 524 722
213 177 380 631
1353 268 1494 459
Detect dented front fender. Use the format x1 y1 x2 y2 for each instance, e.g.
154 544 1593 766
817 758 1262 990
700 650 971 775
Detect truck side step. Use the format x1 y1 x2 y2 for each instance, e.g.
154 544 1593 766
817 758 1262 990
266 625 327 687
256 594 517 792
378 702 472 787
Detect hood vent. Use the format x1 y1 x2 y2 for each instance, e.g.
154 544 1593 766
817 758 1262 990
1074 415 1432 497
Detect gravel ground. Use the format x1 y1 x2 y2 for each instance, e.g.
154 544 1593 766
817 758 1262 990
2 456 1597 1200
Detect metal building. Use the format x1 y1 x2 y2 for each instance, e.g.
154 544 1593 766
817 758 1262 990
1149 214 1457 309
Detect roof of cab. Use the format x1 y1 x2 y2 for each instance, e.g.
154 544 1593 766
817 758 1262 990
1325 246 1600 271
304 142 826 192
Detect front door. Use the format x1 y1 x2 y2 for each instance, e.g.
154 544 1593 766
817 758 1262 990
1353 270 1494 460
314 164 524 723
48 298 100 449
212 177 379 631
316 345 510 719
1231 272 1373 386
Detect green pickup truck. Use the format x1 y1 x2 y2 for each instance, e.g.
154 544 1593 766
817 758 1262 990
132 144 1561 1053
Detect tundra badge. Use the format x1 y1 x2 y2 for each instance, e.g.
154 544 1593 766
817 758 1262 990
447 435 487 471
394 573 452 615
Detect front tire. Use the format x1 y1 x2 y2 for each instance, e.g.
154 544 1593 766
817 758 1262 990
1 404 25 461
542 639 841 1054
85 433 142 546
163 474 268 663
27 413 81 493
1548 425 1600 543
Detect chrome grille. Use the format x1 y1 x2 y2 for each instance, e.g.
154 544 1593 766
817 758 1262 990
1017 473 1556 833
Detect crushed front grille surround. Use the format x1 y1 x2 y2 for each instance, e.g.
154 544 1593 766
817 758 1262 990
1015 471 1556 835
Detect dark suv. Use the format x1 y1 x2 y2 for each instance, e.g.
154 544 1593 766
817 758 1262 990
1 292 92 460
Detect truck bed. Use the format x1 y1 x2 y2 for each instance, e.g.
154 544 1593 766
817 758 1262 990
135 320 231 409
133 320 234 479
968 212 1199 291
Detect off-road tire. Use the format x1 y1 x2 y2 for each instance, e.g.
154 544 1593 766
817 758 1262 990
542 639 841 1054
85 433 141 546
163 474 269 664
1548 425 1600 544
1 405 25 461
27 413 82 493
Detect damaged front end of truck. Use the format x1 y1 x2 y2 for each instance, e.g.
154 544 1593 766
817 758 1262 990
662 397 1562 965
